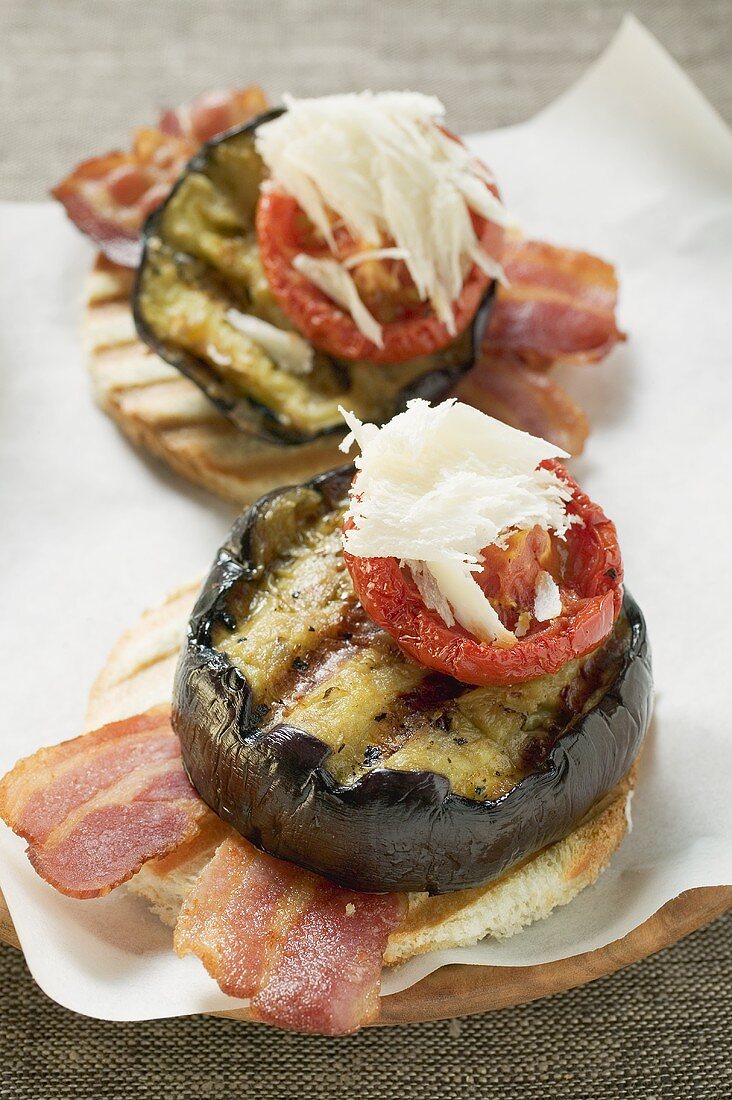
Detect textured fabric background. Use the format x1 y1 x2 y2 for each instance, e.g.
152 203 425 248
1 1 731 1097
2 912 732 1098
1 0 730 199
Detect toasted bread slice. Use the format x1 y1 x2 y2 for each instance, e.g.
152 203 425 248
127 771 632 963
83 257 345 505
87 580 634 965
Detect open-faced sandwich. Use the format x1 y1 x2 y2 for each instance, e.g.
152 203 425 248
0 400 652 1035
55 89 625 503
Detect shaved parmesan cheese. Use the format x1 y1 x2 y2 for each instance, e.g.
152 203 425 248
534 570 563 623
340 399 575 645
514 612 532 639
343 247 410 269
225 309 314 375
624 790 634 832
207 343 232 368
292 254 384 348
255 92 512 340
425 558 515 646
405 559 456 627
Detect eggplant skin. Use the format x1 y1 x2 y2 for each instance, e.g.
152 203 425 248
173 468 653 895
132 109 495 446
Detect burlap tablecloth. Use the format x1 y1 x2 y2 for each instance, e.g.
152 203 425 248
2 910 731 1099
1 2 730 1096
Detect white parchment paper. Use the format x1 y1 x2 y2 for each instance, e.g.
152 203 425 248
1 17 731 1019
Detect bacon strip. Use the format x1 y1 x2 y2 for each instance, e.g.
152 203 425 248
52 87 267 266
0 708 207 898
175 836 405 1035
454 353 590 455
159 86 268 144
486 238 624 367
1 707 405 1031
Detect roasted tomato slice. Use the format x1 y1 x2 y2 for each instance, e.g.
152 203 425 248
343 460 623 686
255 184 504 365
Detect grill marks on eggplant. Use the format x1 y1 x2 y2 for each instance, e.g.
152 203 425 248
277 634 436 782
135 122 489 444
139 247 359 436
158 139 267 293
211 491 628 799
213 510 359 704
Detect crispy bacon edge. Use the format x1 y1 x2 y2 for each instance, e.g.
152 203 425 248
485 238 625 368
454 353 589 455
159 86 269 144
51 86 267 266
451 236 624 453
0 707 405 1034
0 706 207 898
175 835 406 1035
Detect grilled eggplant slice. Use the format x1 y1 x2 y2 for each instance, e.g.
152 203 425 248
173 468 652 894
133 110 495 445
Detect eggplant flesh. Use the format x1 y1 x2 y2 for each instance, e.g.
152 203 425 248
133 111 494 445
173 468 652 894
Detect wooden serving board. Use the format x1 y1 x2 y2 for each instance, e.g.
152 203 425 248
2 886 730 1023
2 579 731 1024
